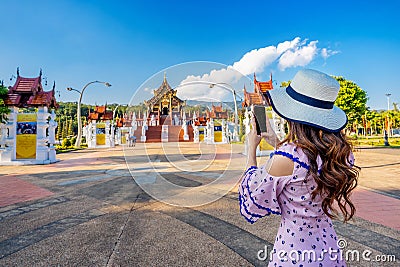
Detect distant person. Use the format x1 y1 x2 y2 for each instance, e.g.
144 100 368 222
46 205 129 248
131 135 136 147
127 133 136 147
239 69 359 266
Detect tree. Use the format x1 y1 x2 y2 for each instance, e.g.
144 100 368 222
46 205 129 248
0 83 10 123
333 76 368 131
280 81 291 88
67 117 73 137
62 119 67 139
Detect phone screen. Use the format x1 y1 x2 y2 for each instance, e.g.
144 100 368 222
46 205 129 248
253 105 267 135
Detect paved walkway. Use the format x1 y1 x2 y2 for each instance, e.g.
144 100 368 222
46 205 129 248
0 176 53 207
0 144 398 266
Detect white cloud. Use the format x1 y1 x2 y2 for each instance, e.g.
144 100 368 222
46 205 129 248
321 48 340 60
176 38 337 100
181 66 243 85
278 40 318 70
232 46 279 75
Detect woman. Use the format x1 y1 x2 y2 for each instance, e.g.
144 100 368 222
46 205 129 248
239 69 359 266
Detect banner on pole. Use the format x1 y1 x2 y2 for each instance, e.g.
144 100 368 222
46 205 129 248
16 114 37 159
96 123 106 145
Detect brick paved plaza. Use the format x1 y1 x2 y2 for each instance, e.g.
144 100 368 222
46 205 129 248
0 143 398 266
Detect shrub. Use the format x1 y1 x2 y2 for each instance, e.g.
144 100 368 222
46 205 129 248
70 136 77 146
61 138 72 148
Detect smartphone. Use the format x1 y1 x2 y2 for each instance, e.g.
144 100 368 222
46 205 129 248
253 105 267 135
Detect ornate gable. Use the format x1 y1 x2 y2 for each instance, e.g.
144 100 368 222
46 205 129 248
144 73 184 107
5 69 58 108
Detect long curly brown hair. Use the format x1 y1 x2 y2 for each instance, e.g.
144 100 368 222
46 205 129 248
280 121 359 222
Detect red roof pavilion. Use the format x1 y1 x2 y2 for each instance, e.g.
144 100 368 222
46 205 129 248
88 105 113 121
206 103 228 119
5 69 58 108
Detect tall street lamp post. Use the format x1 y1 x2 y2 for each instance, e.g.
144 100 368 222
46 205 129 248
67 81 111 148
209 83 242 142
113 104 121 123
384 93 391 146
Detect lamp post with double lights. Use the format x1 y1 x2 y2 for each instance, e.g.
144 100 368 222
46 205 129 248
67 81 112 148
209 82 242 142
384 93 391 146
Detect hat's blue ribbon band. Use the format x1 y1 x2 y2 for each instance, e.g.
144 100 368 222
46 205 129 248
286 85 334 109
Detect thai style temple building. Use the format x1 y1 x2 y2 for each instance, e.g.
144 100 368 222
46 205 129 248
0 69 58 164
242 73 274 107
144 73 185 125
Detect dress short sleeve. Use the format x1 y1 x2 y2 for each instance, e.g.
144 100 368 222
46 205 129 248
239 144 296 224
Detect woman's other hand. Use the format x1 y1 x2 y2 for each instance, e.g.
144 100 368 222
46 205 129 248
261 118 279 147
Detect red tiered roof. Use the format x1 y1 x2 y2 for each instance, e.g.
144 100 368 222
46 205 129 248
88 105 113 121
254 73 273 93
5 69 58 108
95 106 106 114
206 103 228 119
242 73 274 107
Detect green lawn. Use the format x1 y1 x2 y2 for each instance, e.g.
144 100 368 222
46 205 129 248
350 136 400 147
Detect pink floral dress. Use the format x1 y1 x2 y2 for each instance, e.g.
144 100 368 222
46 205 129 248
239 143 354 267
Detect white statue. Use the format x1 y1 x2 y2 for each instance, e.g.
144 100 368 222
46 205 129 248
132 112 137 131
182 112 189 140
150 114 156 126
173 114 179 125
244 108 251 135
141 124 146 136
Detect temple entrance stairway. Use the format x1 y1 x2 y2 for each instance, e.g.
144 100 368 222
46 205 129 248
168 125 194 142
145 126 162 143
131 125 194 143
159 115 170 126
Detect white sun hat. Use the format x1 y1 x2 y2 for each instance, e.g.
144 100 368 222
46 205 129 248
267 69 347 132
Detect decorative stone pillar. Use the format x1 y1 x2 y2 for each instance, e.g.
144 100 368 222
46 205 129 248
161 125 168 142
222 119 228 144
207 119 214 144
132 112 137 132
105 121 114 147
0 122 6 148
0 123 7 150
193 124 199 143
182 112 189 141
273 111 286 141
36 106 50 163
110 123 115 147
205 121 209 143
141 112 148 142
243 108 251 156
0 107 16 162
88 121 97 148
48 109 57 163
150 114 156 126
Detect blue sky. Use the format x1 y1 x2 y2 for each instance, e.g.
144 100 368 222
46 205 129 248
0 0 399 109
